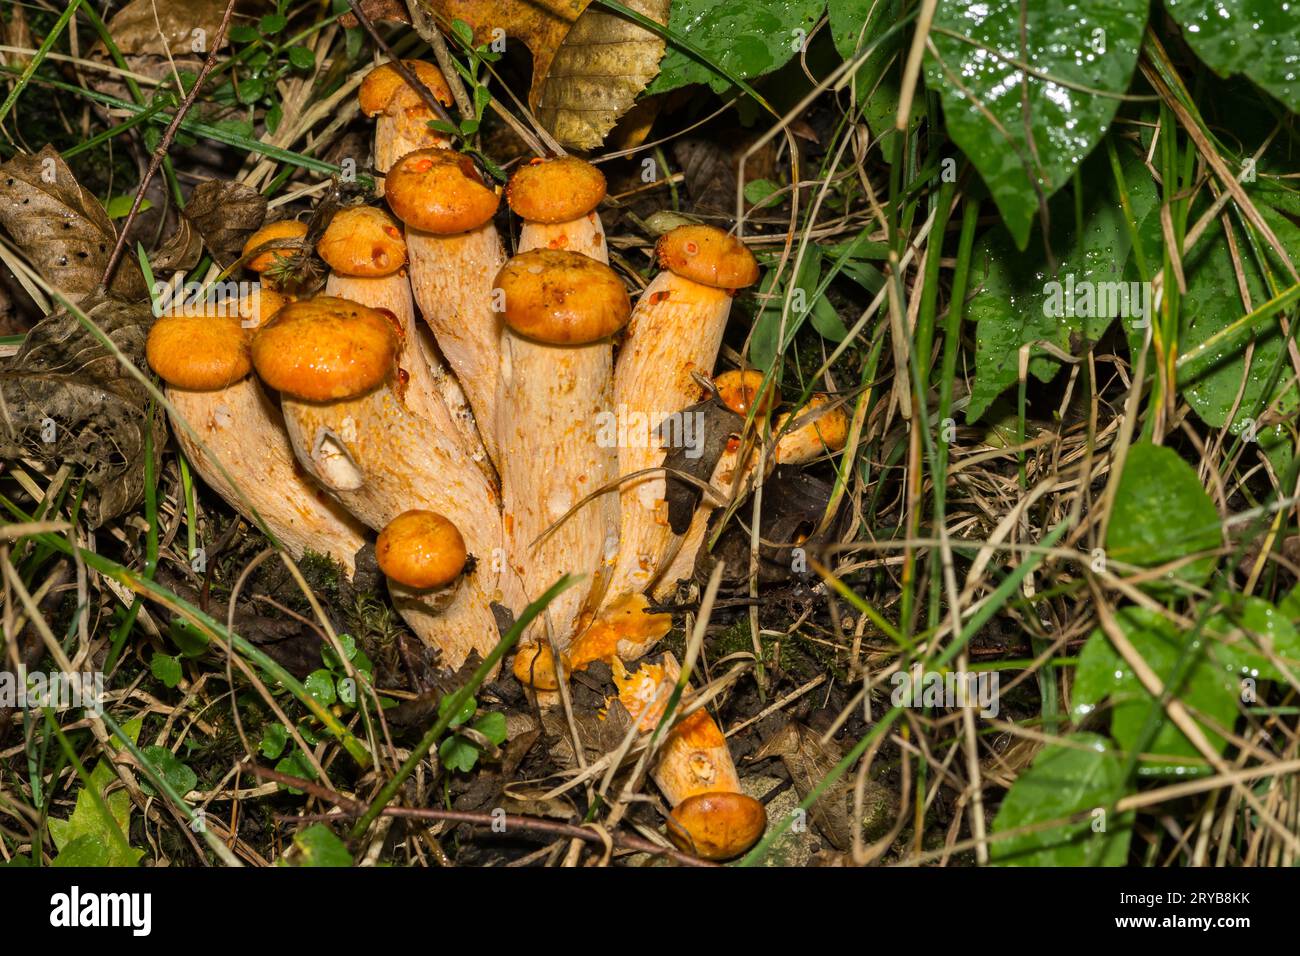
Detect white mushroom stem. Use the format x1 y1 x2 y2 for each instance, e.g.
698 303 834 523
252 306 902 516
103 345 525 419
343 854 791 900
603 272 733 605
406 223 507 466
498 216 618 647
166 382 366 575
372 95 443 198
280 383 522 669
325 271 492 476
518 212 608 261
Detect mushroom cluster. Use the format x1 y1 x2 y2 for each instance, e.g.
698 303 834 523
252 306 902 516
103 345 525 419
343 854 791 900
146 60 850 860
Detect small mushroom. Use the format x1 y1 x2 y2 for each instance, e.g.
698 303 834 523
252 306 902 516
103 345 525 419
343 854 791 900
358 60 454 197
319 205 489 467
615 654 766 861
146 299 366 574
603 225 759 606
505 155 609 259
252 296 521 668
242 219 309 284
493 246 629 647
386 147 507 466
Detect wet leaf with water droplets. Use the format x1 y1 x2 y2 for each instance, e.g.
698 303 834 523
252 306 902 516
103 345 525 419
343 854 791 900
1165 0 1300 113
926 0 1149 248
990 732 1132 865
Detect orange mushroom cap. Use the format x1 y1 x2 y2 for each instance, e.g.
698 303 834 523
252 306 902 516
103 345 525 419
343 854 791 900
667 791 767 861
317 206 407 277
375 509 467 589
251 295 397 402
779 394 850 457
505 156 606 224
242 220 308 273
656 224 759 290
714 368 776 418
511 643 571 691
493 249 630 345
385 148 500 235
359 60 453 117
147 313 251 390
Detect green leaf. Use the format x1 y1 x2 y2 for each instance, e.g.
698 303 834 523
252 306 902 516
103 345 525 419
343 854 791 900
280 824 352 867
438 693 476 728
1106 443 1221 592
473 711 508 746
827 0 908 137
304 669 337 707
1162 207 1300 467
105 195 151 219
287 46 315 71
743 178 782 210
322 633 357 670
966 154 1158 420
168 616 209 657
990 733 1132 865
648 0 826 95
1072 608 1239 760
1164 0 1300 113
1204 594 1300 682
49 717 145 867
228 24 259 44
237 77 266 105
259 13 288 35
139 746 198 798
259 723 288 760
926 0 1149 248
274 749 318 793
150 652 182 689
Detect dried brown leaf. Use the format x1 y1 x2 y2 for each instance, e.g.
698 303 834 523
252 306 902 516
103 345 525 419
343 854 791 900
0 295 163 526
418 0 668 150
341 0 411 27
98 0 232 57
183 179 267 268
754 721 896 850
0 146 145 301
150 217 204 273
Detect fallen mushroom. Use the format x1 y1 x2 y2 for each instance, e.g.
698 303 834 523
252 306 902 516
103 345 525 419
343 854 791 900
251 295 521 668
615 653 766 861
655 392 851 602
357 60 454 197
386 147 507 465
146 298 366 574
493 246 629 645
604 225 759 606
318 204 487 466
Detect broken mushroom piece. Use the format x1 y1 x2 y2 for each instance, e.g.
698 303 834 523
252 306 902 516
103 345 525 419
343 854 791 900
251 296 520 669
603 225 759 606
615 654 766 861
242 219 309 286
654 393 851 603
386 147 507 465
493 249 629 647
146 304 366 574
358 60 454 197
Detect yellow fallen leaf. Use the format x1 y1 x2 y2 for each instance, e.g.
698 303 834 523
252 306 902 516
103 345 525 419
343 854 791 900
417 0 669 150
